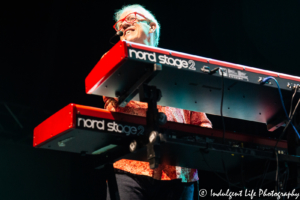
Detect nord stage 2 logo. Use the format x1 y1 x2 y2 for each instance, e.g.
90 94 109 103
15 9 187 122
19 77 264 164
128 48 196 70
77 116 145 136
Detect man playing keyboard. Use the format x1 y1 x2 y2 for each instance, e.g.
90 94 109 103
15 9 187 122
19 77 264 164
103 4 212 200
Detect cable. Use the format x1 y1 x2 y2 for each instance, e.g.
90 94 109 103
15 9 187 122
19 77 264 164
198 67 241 189
275 97 300 148
289 87 298 117
255 159 271 192
221 153 231 189
275 85 300 148
262 77 288 116
219 68 233 189
275 150 279 192
259 160 271 189
262 76 300 139
261 77 297 194
284 163 289 194
281 163 289 200
220 69 226 144
240 156 247 189
201 151 244 189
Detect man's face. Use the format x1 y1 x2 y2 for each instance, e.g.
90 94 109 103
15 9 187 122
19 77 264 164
118 10 154 45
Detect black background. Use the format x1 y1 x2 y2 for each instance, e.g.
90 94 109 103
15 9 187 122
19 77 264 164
1 0 300 199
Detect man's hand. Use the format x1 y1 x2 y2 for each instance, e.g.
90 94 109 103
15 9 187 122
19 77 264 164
200 122 212 128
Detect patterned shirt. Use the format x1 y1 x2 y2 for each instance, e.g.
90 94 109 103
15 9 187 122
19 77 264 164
103 96 212 182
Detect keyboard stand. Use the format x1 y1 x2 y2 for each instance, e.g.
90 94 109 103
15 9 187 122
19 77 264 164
117 63 166 169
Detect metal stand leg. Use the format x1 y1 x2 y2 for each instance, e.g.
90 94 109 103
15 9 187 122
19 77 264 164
118 63 166 170
140 84 162 169
128 84 166 169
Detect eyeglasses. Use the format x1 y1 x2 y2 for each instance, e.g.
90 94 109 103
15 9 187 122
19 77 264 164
113 12 151 32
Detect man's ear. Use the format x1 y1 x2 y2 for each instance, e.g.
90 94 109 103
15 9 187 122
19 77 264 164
149 22 157 33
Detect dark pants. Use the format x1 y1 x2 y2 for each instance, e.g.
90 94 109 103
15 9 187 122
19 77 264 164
106 172 199 200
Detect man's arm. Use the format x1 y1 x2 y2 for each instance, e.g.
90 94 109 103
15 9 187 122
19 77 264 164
103 95 149 117
190 111 212 128
103 96 118 111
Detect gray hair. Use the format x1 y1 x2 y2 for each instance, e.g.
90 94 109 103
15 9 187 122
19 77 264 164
114 4 160 47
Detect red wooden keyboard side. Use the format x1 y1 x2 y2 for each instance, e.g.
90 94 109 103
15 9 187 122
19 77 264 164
85 40 128 94
33 104 75 147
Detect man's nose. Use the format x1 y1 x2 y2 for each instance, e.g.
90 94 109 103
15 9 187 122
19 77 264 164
121 21 131 30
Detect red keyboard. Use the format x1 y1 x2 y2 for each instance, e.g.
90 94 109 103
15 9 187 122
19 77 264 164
85 41 300 131
34 103 287 152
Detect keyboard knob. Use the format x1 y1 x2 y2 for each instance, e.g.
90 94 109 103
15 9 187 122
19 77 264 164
129 140 138 152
